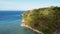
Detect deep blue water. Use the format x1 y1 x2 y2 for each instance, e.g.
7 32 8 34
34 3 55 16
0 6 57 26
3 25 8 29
0 11 37 34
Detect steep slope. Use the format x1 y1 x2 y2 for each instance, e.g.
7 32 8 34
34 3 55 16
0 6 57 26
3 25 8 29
22 6 60 34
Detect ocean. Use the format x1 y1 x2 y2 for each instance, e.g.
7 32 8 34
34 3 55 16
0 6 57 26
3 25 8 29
0 11 37 34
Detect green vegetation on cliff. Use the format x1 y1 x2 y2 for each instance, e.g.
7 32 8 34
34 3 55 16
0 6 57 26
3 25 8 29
22 6 60 34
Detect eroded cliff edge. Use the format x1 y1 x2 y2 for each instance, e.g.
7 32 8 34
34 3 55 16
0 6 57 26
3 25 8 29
21 6 60 34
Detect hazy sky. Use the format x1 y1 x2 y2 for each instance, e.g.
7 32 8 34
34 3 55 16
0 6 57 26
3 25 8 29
0 0 60 10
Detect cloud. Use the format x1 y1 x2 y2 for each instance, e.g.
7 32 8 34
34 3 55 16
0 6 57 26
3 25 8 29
0 0 60 10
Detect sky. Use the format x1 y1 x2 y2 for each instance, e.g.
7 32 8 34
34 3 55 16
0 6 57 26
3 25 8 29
0 0 60 10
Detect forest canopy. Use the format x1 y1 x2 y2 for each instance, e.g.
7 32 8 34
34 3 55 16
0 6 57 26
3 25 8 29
22 6 60 34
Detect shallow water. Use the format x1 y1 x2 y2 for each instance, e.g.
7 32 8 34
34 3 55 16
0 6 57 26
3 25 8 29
0 11 37 34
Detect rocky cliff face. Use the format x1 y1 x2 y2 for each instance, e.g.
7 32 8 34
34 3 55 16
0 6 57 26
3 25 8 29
22 6 60 34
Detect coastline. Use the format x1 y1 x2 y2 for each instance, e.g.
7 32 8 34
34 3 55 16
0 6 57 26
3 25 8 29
21 23 44 34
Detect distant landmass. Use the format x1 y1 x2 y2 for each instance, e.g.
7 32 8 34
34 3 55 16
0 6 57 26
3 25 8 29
22 6 60 34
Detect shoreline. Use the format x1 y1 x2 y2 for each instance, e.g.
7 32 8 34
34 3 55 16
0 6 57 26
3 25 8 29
21 23 44 34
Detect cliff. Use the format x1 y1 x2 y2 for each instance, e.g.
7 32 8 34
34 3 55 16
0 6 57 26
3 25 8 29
22 6 60 34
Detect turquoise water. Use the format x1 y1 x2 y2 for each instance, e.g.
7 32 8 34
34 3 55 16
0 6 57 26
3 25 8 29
0 11 37 34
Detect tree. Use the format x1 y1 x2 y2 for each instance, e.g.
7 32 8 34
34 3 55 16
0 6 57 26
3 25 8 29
22 6 60 34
